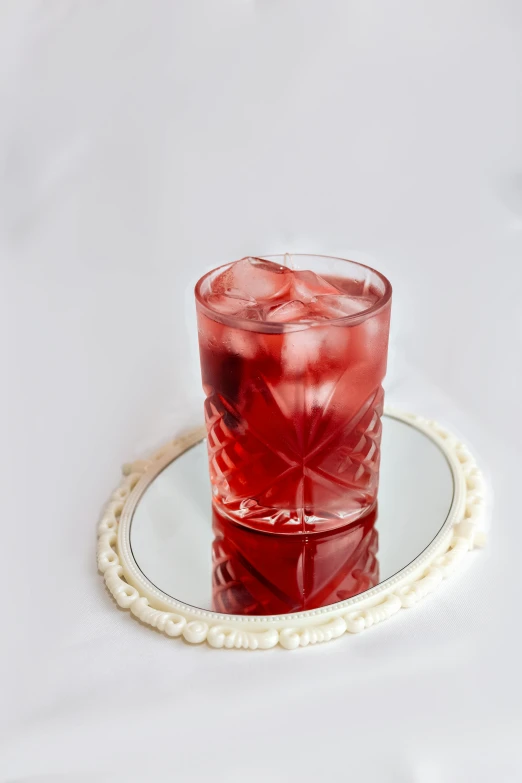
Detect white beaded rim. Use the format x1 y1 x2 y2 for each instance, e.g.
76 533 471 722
97 409 487 650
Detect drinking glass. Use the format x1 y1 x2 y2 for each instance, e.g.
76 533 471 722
195 254 392 534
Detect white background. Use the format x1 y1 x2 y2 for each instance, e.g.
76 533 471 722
2 1 522 781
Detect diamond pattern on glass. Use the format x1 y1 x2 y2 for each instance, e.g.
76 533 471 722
204 382 384 531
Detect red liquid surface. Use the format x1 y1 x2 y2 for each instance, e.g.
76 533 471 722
196 258 391 534
212 507 379 615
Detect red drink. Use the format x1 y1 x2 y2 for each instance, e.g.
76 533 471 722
195 254 391 534
212 507 379 615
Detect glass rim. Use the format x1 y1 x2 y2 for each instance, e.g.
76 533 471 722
194 253 392 333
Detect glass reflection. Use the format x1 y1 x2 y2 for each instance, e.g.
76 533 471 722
212 506 379 615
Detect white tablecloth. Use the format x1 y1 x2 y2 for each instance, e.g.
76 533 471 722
3 2 521 780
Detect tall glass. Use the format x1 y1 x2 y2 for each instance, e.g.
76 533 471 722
195 254 392 534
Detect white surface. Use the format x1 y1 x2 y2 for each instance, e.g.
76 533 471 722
2 0 521 780
130 416 454 609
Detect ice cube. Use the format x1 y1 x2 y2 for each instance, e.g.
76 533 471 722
310 294 375 319
206 293 256 316
216 257 292 302
281 326 326 376
290 270 341 303
225 287 257 302
266 300 310 323
281 320 354 377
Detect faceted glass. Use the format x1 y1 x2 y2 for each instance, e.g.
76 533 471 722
195 254 392 534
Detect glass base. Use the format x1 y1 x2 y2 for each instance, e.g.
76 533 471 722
212 497 379 535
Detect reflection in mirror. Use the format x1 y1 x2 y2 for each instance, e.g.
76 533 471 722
129 416 455 615
212 507 379 615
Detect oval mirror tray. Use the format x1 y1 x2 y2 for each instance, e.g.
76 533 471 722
97 410 486 650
